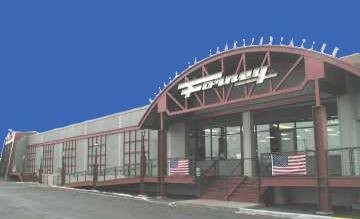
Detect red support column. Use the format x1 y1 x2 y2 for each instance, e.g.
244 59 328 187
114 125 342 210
156 94 167 197
313 105 333 214
158 112 167 197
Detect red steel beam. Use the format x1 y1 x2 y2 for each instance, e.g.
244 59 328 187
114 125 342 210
248 51 270 96
274 56 304 91
202 65 223 102
167 92 185 110
225 54 245 101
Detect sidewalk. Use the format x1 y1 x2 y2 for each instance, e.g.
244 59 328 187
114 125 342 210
173 199 359 219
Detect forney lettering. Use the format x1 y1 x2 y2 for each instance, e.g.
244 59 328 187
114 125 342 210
178 66 277 98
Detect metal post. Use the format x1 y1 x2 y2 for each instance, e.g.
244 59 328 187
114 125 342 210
140 131 146 195
39 157 43 184
93 148 98 188
61 157 65 186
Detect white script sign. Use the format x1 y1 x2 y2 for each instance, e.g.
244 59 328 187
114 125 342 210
178 66 277 98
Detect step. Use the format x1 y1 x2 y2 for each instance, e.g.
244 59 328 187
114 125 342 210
228 196 259 202
201 195 226 201
229 192 260 198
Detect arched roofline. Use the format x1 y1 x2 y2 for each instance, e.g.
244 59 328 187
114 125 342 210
139 45 360 128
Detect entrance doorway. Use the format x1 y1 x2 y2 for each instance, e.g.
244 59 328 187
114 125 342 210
187 116 243 176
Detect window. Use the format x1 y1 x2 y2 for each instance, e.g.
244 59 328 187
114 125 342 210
123 129 149 176
62 140 76 174
203 129 211 159
43 144 54 174
26 145 36 173
327 119 340 149
211 128 221 159
256 119 340 155
201 126 242 160
226 126 242 159
256 125 271 156
296 121 315 151
87 135 106 173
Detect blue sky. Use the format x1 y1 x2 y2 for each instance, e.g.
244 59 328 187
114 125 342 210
0 1 359 150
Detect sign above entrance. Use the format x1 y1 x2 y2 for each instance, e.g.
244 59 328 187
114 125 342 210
178 66 278 98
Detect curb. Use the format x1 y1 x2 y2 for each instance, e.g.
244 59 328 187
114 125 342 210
235 208 336 219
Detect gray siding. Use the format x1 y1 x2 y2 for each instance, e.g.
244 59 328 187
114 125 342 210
27 105 148 145
167 122 185 159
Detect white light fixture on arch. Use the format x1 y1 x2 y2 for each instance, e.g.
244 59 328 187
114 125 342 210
300 38 306 48
233 40 238 49
268 36 273 45
259 36 264 46
289 38 294 47
250 38 254 46
332 47 339 57
309 41 315 50
280 36 284 45
174 71 179 78
320 43 327 53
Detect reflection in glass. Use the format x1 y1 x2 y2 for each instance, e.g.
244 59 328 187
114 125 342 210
226 126 241 159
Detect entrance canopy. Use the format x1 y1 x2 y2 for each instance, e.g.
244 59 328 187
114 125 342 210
139 45 360 129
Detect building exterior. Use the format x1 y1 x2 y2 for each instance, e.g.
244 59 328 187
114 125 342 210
1 42 360 213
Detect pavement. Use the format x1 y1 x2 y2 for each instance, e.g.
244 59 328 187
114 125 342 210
173 199 360 219
0 181 358 219
0 181 272 219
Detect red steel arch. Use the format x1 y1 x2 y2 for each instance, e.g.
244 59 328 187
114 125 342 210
139 45 360 128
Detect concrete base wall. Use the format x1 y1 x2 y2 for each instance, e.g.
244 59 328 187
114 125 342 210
276 187 360 207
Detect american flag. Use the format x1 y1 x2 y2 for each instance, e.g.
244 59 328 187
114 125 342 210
168 158 189 176
272 153 307 176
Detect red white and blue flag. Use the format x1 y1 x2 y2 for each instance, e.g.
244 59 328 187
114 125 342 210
168 158 189 176
271 153 307 176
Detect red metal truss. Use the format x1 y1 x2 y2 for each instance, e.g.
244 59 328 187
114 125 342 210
202 65 223 102
273 55 304 91
247 51 271 96
225 54 245 101
162 51 308 116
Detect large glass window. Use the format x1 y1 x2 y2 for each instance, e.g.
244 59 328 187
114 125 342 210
211 128 221 159
200 126 242 160
256 125 270 155
226 126 242 159
327 119 340 149
278 123 295 152
256 118 340 156
203 129 211 159
296 121 315 151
